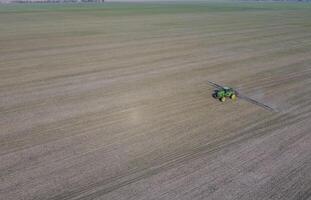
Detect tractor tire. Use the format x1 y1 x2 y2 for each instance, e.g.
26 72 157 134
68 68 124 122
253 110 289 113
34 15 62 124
230 94 237 100
220 97 226 102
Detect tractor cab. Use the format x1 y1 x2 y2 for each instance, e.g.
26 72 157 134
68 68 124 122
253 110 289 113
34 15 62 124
223 87 232 93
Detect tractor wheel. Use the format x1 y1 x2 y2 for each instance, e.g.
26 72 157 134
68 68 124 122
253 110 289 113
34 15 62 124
220 97 226 102
230 94 237 100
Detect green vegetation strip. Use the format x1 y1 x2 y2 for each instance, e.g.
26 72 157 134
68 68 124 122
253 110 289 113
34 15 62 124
1 2 311 15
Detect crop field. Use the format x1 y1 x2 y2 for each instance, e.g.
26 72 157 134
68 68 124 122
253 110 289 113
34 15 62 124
1 2 311 200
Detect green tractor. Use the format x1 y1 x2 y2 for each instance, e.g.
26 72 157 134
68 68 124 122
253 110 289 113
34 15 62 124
208 81 276 112
212 86 237 102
